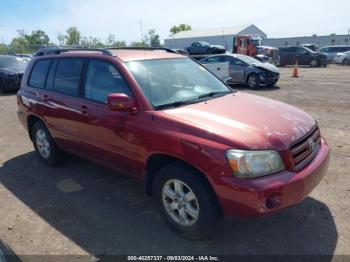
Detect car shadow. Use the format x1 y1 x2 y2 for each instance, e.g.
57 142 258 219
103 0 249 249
0 152 338 257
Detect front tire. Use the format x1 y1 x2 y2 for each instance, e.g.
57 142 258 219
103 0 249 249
310 59 318 67
343 58 350 65
153 162 221 239
247 74 260 88
31 121 63 166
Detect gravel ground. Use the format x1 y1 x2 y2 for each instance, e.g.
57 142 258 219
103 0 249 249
0 64 349 260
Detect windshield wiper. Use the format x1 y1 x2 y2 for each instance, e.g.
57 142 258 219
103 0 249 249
197 90 231 99
154 98 200 110
154 91 232 110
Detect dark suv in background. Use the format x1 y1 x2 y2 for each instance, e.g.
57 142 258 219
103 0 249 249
278 46 327 67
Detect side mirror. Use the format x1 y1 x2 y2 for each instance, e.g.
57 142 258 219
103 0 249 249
107 93 135 112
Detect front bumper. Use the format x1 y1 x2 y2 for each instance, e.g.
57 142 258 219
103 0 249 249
217 138 330 217
261 74 279 86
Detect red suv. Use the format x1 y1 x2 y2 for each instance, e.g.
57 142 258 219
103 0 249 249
17 47 330 239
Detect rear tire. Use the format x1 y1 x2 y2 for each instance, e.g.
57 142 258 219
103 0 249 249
343 58 350 66
247 74 260 88
153 162 221 240
31 121 63 166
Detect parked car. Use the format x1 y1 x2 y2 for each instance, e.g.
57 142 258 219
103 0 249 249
172 49 189 56
14 53 33 61
320 45 350 62
334 51 350 65
278 46 327 67
301 44 319 52
17 47 330 239
186 41 225 55
0 55 28 93
200 54 280 88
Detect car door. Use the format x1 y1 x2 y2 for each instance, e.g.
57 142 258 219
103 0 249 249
286 47 298 65
190 42 200 54
201 56 228 80
29 58 85 153
223 56 246 83
77 58 140 175
297 47 310 65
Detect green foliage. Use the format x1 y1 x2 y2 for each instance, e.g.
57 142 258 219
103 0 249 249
170 24 192 36
1 25 163 55
65 27 81 46
25 30 50 46
9 36 28 53
130 41 147 47
146 29 161 47
105 34 126 47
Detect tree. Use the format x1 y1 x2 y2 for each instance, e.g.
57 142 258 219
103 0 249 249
25 30 50 46
145 29 160 47
10 36 27 53
105 34 126 47
57 34 65 46
170 24 192 36
130 40 147 47
65 27 81 46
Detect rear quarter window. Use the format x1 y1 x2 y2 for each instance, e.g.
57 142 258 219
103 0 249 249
28 60 52 88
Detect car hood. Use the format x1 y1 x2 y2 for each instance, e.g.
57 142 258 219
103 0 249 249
162 92 316 151
210 45 225 50
0 67 25 74
253 62 280 73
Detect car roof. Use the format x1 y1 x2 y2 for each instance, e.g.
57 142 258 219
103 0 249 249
34 48 185 62
111 49 185 62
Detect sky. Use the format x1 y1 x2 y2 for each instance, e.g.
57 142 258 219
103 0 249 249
0 0 349 45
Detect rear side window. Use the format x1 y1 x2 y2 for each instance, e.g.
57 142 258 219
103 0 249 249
84 60 131 103
53 59 84 96
29 60 51 88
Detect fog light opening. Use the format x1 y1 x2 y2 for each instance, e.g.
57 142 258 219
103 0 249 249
266 193 282 209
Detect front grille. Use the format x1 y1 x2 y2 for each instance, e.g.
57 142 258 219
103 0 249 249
290 126 321 170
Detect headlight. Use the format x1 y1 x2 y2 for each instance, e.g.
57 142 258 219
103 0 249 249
226 149 284 178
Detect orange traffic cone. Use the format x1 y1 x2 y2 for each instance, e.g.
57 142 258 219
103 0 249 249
292 60 299 77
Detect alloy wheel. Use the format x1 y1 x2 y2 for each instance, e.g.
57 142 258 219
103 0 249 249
35 129 51 159
162 179 199 226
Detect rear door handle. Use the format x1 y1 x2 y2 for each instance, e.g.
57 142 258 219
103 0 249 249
41 94 49 102
217 67 221 70
81 105 89 115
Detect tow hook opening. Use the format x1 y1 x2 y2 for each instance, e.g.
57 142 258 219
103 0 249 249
266 193 282 209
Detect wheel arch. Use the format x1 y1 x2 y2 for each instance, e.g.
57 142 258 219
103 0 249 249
27 114 45 141
144 153 217 200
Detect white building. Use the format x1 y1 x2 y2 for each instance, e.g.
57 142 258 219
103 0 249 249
164 24 267 50
263 34 350 48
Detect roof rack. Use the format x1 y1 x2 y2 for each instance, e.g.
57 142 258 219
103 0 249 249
107 47 177 54
35 46 113 56
34 46 179 57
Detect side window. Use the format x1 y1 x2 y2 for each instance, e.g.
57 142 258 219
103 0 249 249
84 60 131 103
205 56 222 63
288 47 297 53
320 47 328 53
29 60 51 88
53 59 84 96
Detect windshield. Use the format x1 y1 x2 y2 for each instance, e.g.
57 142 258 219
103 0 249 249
125 58 231 109
251 39 261 46
235 55 261 65
199 41 210 46
0 56 28 69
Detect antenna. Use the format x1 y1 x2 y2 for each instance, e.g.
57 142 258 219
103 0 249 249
140 20 144 45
